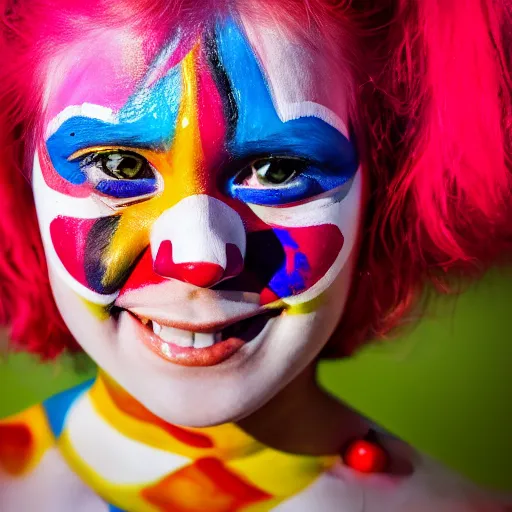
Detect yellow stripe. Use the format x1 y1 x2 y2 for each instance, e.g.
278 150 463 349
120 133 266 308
284 292 328 315
227 449 337 499
80 297 111 320
100 45 205 289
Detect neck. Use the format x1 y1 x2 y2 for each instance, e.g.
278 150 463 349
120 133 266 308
60 370 351 510
236 364 369 455
88 365 368 457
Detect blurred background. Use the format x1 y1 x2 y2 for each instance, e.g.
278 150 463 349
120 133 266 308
1 269 511 492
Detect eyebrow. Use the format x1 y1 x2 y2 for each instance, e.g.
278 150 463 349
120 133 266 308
48 111 179 157
215 18 357 175
228 116 358 175
46 114 178 185
46 17 357 186
45 66 183 184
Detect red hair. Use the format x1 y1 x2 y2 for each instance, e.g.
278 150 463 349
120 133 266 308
0 0 511 358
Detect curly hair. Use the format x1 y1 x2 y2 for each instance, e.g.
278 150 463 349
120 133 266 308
0 0 511 358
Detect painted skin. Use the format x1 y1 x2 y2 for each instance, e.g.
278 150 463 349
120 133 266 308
34 13 362 427
0 376 506 511
1 11 510 512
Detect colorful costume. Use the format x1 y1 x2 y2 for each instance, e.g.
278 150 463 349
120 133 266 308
1 377 338 511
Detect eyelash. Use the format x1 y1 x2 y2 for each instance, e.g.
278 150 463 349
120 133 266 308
76 149 341 208
229 157 349 206
78 150 160 204
234 157 308 188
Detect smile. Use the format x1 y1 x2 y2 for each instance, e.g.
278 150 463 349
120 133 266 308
126 309 281 367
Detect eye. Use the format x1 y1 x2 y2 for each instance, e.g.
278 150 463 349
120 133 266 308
240 158 305 188
228 156 349 207
78 150 159 201
99 152 146 179
80 150 154 181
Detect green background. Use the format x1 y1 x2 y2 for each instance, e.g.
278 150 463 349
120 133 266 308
1 269 511 491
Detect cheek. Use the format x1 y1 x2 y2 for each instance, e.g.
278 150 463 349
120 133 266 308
45 206 345 304
33 149 142 300
226 169 364 305
244 224 344 305
49 216 123 295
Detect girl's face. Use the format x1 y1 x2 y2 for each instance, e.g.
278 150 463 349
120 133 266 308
33 13 364 426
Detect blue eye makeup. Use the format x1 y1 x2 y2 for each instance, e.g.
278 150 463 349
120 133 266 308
215 18 359 207
45 66 182 186
228 155 355 206
46 17 359 207
78 150 158 199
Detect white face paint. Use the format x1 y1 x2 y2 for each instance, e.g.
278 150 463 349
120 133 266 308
34 14 365 426
240 14 350 135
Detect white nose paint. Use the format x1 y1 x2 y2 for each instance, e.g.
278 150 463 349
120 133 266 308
150 195 246 268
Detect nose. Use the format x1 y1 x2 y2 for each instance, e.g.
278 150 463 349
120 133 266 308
165 261 224 288
154 241 245 288
154 242 224 288
150 195 246 288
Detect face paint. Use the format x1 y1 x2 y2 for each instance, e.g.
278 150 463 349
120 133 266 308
34 13 364 426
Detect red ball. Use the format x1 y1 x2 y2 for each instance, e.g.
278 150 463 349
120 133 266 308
343 439 388 474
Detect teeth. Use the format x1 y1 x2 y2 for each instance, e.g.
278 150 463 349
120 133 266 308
149 320 220 349
164 328 193 348
151 321 193 347
193 332 216 349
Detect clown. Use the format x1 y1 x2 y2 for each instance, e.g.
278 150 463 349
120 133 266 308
0 0 511 511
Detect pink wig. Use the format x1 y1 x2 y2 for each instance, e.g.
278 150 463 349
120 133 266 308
0 0 511 358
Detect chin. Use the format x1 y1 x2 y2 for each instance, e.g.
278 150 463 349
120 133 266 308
121 375 274 428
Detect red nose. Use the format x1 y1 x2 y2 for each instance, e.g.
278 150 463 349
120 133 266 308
170 262 224 288
154 240 229 288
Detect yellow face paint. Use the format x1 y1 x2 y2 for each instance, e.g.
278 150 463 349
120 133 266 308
80 297 111 321
67 45 208 292
285 293 328 316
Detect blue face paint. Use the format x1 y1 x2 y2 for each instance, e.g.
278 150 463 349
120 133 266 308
95 179 157 199
228 158 355 206
267 229 310 296
215 18 358 206
46 67 182 185
46 16 358 208
42 380 94 438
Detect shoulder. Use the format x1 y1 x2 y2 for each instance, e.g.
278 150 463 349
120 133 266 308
333 453 510 512
0 398 107 512
0 380 93 477
274 453 511 512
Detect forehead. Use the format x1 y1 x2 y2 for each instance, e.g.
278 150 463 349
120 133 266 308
44 13 349 133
